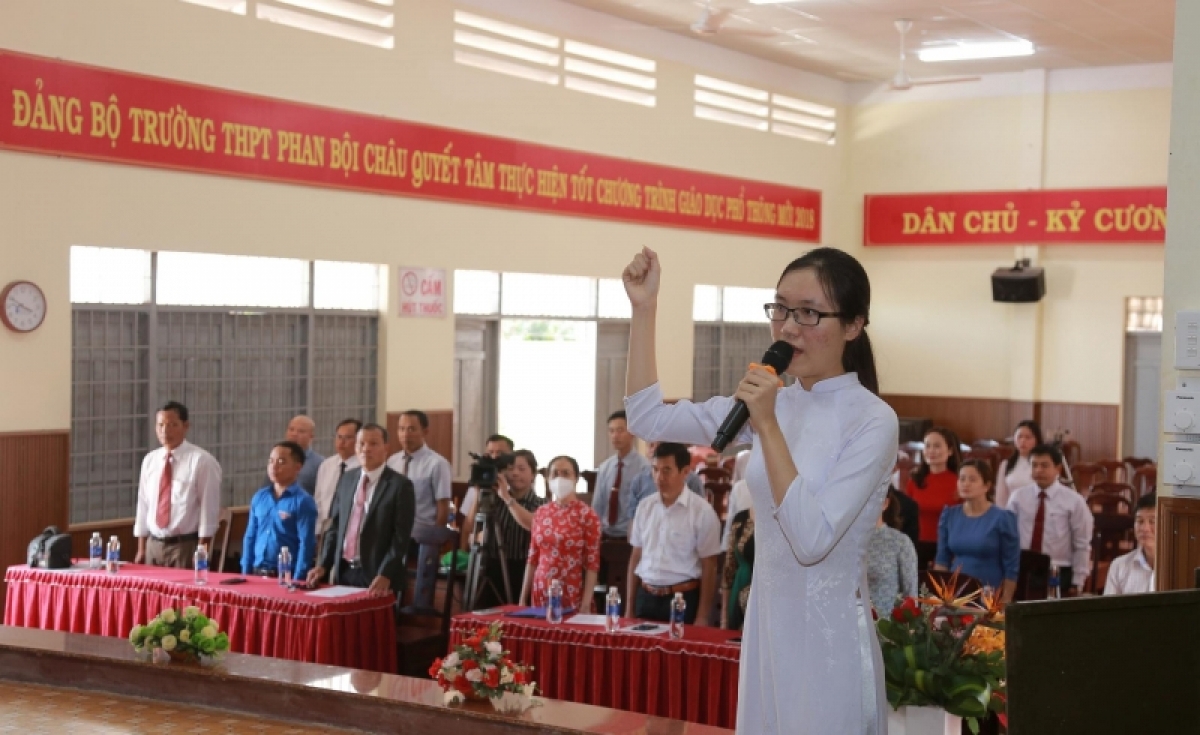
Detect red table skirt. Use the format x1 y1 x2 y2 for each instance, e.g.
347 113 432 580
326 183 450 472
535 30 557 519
4 564 396 673
451 609 740 729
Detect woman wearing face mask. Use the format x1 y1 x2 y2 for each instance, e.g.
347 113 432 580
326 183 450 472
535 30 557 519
934 459 1019 604
519 455 601 614
994 419 1071 508
904 427 962 543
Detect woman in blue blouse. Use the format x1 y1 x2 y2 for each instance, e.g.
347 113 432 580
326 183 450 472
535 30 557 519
934 459 1020 603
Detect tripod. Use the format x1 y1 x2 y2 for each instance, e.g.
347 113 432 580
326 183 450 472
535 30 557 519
462 489 514 610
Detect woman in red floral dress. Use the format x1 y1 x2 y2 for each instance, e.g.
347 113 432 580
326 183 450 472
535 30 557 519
520 455 602 613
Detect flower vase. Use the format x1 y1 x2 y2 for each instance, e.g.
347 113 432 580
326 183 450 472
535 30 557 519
489 691 534 714
167 649 201 665
887 706 963 735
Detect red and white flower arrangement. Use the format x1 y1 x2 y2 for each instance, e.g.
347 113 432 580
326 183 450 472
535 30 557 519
430 621 538 713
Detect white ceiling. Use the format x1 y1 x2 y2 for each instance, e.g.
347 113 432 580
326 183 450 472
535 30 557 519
555 0 1176 82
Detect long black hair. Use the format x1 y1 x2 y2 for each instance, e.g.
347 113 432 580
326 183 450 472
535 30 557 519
779 248 879 394
910 427 962 489
1005 419 1044 476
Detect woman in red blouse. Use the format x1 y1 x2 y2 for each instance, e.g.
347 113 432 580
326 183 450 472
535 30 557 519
520 455 602 613
904 427 962 543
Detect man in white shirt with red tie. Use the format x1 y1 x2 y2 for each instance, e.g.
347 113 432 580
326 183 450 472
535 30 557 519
1008 444 1094 595
133 401 222 569
592 410 650 538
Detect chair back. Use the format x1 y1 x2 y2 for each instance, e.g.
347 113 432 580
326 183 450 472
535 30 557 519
894 454 914 493
1090 483 1135 507
581 470 598 495
900 441 925 464
915 540 938 573
1123 456 1154 471
964 448 1000 478
1090 512 1136 593
972 439 1001 450
1070 462 1107 494
212 507 233 573
1132 466 1157 500
721 455 737 473
1096 460 1127 484
705 480 733 520
921 568 983 599
1061 440 1082 468
1088 490 1133 516
1015 550 1051 601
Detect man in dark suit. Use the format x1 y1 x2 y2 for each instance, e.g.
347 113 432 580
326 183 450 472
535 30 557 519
306 423 415 596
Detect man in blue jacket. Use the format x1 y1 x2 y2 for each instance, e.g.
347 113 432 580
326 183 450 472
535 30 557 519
243 441 318 580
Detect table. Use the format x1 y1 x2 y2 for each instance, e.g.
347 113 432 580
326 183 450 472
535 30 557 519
4 564 396 672
450 608 740 729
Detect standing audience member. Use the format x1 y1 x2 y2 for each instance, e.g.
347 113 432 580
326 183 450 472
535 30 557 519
308 424 416 596
934 460 1020 602
722 479 752 549
1008 445 1093 595
866 489 918 614
721 502 755 630
592 411 650 538
1105 494 1157 595
995 420 1073 507
284 415 324 494
626 443 722 626
134 402 222 569
459 434 514 549
242 441 317 579
313 419 362 548
521 455 601 613
478 450 546 607
386 410 452 528
905 427 962 543
627 440 705 518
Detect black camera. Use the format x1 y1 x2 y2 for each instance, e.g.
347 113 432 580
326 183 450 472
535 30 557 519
468 452 514 518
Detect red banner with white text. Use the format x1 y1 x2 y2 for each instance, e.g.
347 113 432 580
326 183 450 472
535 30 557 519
0 51 820 241
863 188 1167 246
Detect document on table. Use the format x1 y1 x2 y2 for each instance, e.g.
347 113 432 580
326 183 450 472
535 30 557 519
621 622 670 636
305 585 364 598
567 614 608 626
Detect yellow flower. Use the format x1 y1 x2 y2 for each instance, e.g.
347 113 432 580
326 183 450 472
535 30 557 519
180 630 191 643
161 609 177 624
919 570 981 609
963 625 1005 656
161 635 177 652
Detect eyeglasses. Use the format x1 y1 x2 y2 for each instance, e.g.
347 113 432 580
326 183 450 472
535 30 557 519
763 303 843 326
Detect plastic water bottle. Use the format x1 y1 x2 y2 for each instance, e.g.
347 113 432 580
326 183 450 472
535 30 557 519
547 580 564 624
1048 564 1061 600
89 532 103 570
278 546 293 587
447 500 457 529
605 586 622 633
193 544 209 585
105 536 120 574
669 592 686 639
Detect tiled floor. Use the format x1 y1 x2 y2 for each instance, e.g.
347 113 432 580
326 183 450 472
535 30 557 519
0 681 347 734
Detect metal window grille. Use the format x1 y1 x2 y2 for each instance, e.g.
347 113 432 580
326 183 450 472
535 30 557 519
692 323 773 403
70 306 378 521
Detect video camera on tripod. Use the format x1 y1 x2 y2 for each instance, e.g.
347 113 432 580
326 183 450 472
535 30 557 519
463 450 516 609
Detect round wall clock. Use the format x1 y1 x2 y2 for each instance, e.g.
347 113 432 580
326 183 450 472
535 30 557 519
1 281 48 333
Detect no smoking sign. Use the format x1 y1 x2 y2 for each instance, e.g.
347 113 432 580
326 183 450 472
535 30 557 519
397 267 446 318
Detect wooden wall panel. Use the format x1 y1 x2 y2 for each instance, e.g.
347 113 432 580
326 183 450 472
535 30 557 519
387 411 454 468
881 394 1118 461
1158 496 1200 591
0 431 70 600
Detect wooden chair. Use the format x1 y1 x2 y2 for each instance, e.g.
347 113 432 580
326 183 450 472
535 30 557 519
1091 482 1135 507
721 455 737 473
900 441 924 463
1090 512 1135 593
964 448 1000 478
1088 491 1133 516
894 454 914 493
1132 466 1157 500
1096 460 1128 484
698 466 731 485
581 470 598 495
211 507 233 573
921 568 983 599
1070 463 1107 494
1061 440 1082 468
705 480 733 520
972 439 1001 450
397 526 462 677
1124 457 1155 472
1015 550 1051 601
915 540 938 573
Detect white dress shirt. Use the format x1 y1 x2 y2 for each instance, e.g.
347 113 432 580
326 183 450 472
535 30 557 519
629 486 722 587
314 453 361 535
1008 480 1094 583
134 440 223 539
996 455 1074 508
1104 548 1156 595
386 444 451 526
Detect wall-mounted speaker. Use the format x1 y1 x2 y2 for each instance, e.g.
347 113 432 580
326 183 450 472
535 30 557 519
992 262 1045 303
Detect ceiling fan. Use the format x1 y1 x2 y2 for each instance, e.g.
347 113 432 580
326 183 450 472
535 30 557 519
890 19 980 91
690 1 775 38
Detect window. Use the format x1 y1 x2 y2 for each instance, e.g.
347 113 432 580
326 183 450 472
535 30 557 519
597 278 632 319
453 270 501 315
453 12 657 107
1126 296 1163 333
180 0 247 14
69 248 380 522
692 284 775 402
694 74 837 144
501 273 596 318
256 0 395 49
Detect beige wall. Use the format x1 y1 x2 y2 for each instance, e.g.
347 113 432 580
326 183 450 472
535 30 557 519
0 0 1172 440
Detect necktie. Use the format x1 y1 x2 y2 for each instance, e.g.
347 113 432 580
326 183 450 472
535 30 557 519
1030 491 1047 553
338 461 347 480
343 475 370 561
402 454 412 476
608 459 624 526
156 451 174 529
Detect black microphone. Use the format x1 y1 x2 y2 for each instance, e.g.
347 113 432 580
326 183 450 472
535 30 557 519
710 340 795 451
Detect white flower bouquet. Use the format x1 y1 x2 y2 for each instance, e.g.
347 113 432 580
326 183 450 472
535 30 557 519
129 606 230 664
